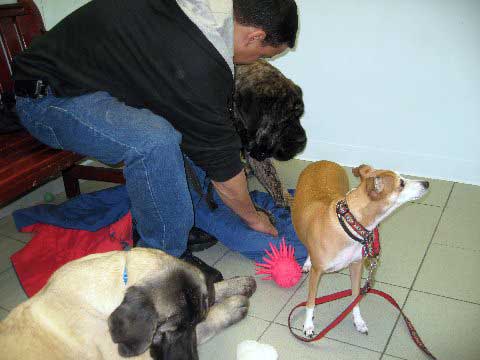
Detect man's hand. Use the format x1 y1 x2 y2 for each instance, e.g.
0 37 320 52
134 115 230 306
212 170 278 237
246 210 278 237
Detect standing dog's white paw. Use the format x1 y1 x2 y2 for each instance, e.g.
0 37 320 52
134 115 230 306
303 307 315 337
303 324 315 338
352 306 368 335
302 257 312 273
354 318 369 334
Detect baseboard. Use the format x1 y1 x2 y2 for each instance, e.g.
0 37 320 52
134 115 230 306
298 140 480 186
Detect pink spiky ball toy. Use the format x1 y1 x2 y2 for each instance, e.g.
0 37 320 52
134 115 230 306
255 237 302 288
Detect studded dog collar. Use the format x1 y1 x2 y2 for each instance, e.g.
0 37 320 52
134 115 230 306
336 199 380 258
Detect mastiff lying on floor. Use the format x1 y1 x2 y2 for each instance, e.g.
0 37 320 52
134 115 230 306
0 248 256 359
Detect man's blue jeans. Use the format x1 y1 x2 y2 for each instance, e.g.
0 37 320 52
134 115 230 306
16 91 193 257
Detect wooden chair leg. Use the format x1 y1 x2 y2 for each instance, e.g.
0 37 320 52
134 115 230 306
62 164 125 199
62 167 81 199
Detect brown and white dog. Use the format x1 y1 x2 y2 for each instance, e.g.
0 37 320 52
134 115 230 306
0 248 256 359
291 161 429 337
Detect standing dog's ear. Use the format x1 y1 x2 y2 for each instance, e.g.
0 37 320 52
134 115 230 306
108 286 158 357
352 164 374 180
366 176 384 200
366 174 395 201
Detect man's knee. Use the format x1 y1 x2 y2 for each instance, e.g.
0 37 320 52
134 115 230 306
124 123 183 167
139 112 182 150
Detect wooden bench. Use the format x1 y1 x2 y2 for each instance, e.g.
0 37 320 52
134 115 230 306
0 0 124 208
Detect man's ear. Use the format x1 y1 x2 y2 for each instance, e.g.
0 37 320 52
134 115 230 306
352 164 374 179
108 286 158 357
247 29 266 45
366 176 385 200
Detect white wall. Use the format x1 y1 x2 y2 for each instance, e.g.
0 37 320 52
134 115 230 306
271 0 480 185
32 0 90 30
32 0 480 185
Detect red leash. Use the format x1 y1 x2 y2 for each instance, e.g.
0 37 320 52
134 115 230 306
287 281 437 360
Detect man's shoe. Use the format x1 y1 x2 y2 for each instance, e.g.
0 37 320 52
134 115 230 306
180 250 224 284
187 227 218 252
132 225 217 252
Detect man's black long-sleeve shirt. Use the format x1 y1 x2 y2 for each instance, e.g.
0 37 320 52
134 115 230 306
13 0 242 181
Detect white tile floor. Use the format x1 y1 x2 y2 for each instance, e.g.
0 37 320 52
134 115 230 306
1 159 479 359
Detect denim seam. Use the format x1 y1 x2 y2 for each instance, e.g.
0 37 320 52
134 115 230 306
17 108 32 125
37 123 63 148
48 106 136 150
48 105 167 248
140 154 167 249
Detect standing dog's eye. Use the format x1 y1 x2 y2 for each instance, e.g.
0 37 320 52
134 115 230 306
400 179 405 188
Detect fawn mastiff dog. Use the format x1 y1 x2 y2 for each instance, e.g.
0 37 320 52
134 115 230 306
0 248 257 359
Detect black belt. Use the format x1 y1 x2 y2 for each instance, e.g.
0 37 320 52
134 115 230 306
14 80 49 99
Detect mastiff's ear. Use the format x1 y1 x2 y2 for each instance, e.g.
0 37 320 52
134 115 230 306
149 269 209 360
161 268 210 330
108 286 158 357
150 326 199 360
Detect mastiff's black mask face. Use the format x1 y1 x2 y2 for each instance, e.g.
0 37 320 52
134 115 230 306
234 61 307 162
108 269 210 360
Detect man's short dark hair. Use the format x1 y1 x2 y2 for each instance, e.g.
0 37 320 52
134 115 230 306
233 0 298 48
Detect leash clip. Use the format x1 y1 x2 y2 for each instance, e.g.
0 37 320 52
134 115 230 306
363 257 378 293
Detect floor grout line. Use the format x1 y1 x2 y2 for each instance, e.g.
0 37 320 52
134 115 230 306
269 274 309 324
0 235 30 245
0 266 12 277
245 313 271 322
256 320 274 341
212 249 231 266
379 182 455 358
428 242 480 253
380 353 409 360
271 322 384 355
407 288 480 306
339 275 413 292
412 202 443 208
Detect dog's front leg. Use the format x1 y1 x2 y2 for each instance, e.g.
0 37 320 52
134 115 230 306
246 154 292 208
304 266 323 337
196 277 256 344
196 295 249 345
349 261 368 334
213 276 257 303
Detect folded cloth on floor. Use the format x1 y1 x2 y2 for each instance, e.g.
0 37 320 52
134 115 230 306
11 186 133 297
13 185 130 231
